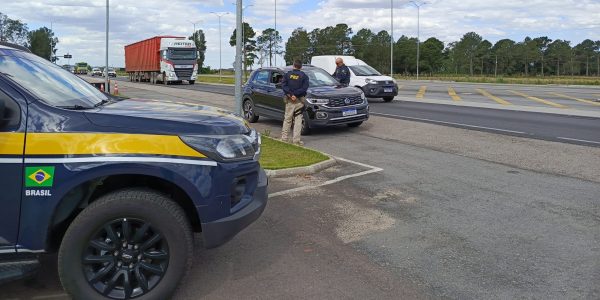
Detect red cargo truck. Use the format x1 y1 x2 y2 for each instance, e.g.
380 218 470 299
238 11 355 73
125 36 198 85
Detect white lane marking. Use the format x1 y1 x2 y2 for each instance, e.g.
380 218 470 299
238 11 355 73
24 157 217 166
269 156 383 198
371 112 527 134
0 158 22 164
556 137 600 145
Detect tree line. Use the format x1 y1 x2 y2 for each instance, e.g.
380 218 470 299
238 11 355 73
283 24 600 77
1 12 60 62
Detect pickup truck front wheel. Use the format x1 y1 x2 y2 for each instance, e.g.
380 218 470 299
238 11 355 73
58 189 193 300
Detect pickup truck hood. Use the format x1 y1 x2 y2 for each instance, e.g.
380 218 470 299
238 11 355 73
307 85 363 98
85 98 250 136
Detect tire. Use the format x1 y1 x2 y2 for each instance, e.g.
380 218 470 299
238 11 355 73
242 98 259 123
163 72 168 85
383 96 394 102
347 121 363 128
188 80 195 85
58 188 193 300
300 114 311 135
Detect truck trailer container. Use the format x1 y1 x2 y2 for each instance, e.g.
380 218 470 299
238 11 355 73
125 36 198 85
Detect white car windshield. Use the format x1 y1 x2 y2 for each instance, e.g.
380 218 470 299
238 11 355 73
0 49 107 108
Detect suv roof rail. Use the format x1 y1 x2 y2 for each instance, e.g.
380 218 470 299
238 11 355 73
0 41 32 53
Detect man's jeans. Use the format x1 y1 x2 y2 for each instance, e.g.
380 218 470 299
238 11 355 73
281 96 305 143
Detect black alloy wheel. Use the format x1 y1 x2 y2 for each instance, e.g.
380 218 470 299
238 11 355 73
82 218 169 299
243 99 259 123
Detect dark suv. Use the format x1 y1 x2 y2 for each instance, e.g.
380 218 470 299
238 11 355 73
242 66 369 134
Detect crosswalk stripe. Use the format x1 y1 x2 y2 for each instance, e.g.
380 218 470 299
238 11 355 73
510 90 567 108
448 87 461 101
416 86 427 99
549 92 600 106
476 89 512 105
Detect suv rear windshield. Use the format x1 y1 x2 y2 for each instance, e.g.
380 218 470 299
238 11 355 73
0 50 107 108
349 65 381 76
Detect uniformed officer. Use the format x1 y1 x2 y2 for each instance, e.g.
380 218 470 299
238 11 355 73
332 57 350 86
281 60 309 145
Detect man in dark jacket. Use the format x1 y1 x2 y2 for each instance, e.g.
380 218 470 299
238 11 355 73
281 60 309 145
332 57 350 86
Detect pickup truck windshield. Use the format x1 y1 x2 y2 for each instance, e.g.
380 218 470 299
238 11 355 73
305 69 339 87
0 51 107 108
167 49 197 60
349 65 381 76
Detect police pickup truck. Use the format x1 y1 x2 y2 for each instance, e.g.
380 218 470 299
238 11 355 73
0 42 268 299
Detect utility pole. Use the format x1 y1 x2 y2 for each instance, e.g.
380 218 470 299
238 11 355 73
410 1 426 80
105 0 109 91
234 0 243 115
274 0 277 66
390 0 393 77
495 55 498 77
211 12 229 82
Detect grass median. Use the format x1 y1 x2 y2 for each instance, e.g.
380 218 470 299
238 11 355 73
259 136 329 170
394 75 600 86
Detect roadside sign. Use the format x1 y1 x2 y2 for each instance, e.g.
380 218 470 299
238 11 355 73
64 54 72 59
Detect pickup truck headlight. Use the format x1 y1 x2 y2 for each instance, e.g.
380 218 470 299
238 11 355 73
306 97 329 105
180 129 260 162
365 78 378 85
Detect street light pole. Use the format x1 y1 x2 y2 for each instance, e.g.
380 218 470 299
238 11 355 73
274 0 277 66
105 0 109 91
410 1 426 80
211 12 229 82
390 0 393 77
234 0 243 116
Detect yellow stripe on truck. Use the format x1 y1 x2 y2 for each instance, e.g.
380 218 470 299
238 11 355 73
25 133 205 158
0 132 25 155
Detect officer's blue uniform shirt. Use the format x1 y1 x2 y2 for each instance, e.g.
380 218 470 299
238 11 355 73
333 64 350 85
282 69 309 98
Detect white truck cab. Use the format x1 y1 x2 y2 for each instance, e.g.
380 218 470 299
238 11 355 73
311 55 398 102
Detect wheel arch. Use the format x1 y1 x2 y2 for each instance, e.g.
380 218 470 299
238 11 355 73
46 172 202 252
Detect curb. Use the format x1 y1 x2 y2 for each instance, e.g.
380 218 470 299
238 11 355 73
265 156 337 178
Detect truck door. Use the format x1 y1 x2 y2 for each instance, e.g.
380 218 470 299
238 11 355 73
0 86 25 253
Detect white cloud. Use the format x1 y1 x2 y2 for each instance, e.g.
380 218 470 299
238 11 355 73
2 0 598 69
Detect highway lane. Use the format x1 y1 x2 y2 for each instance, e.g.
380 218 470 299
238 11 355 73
112 77 600 146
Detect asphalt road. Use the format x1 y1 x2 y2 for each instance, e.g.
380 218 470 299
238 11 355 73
113 77 600 146
5 82 598 299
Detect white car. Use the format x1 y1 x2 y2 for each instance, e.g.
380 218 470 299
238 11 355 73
311 55 399 102
91 67 102 76
103 68 117 77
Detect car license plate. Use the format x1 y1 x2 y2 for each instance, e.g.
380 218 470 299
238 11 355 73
342 109 357 116
384 88 393 93
174 65 194 69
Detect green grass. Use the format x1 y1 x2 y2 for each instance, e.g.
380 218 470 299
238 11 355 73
394 75 600 86
197 75 235 85
259 136 329 170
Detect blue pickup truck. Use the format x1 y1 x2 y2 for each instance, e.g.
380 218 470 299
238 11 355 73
0 42 268 299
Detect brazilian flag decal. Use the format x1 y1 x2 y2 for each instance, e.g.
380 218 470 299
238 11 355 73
25 166 55 187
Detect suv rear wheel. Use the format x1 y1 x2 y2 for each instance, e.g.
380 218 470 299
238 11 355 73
58 188 193 300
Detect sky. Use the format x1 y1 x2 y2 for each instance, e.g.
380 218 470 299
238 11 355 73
2 0 599 68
